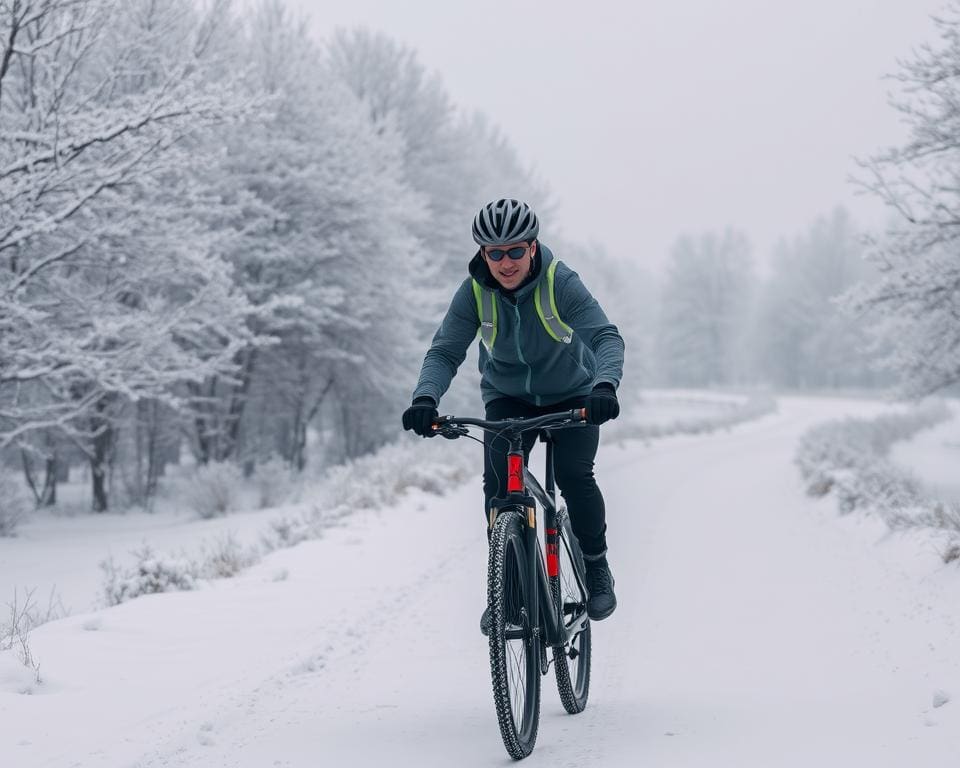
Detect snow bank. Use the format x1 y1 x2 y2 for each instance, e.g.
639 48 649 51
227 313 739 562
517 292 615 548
606 390 777 443
98 436 478 606
795 400 960 562
5 392 773 617
100 545 200 605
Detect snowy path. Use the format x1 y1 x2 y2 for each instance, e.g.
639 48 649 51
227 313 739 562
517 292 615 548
5 396 959 767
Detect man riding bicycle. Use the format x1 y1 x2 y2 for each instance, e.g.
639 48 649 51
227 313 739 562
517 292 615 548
402 198 625 630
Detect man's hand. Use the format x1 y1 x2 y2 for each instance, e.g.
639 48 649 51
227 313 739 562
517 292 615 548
585 383 619 425
402 397 439 437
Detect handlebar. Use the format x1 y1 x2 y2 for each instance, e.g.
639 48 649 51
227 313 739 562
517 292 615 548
431 407 588 439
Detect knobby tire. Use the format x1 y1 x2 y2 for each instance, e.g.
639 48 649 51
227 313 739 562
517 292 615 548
551 512 592 713
488 508 541 760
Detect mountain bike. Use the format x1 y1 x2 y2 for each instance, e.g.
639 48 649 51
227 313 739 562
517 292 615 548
433 408 592 760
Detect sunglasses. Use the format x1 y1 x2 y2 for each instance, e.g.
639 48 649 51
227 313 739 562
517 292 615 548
485 245 529 262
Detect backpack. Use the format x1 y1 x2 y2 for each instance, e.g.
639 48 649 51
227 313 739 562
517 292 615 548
471 259 573 352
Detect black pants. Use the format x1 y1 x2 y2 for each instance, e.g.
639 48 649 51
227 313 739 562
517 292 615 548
482 395 607 557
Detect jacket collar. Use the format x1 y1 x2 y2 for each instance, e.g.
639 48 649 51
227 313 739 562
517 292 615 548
468 242 554 300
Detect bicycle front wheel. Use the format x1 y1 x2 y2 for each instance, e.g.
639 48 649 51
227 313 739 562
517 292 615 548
488 507 541 760
551 512 591 713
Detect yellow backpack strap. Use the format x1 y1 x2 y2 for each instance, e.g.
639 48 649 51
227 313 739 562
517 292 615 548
534 260 574 343
472 279 498 351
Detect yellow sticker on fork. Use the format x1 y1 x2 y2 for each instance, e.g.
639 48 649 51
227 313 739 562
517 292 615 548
527 507 536 528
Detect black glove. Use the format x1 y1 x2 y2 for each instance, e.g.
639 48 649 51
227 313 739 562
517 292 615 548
585 383 619 425
402 396 438 437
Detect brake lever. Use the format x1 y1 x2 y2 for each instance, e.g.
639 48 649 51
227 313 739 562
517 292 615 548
433 423 469 440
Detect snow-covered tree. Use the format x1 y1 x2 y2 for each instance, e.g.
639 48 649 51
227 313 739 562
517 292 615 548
755 208 879 388
0 0 256 509
656 229 755 387
325 28 465 276
184 4 423 469
324 28 551 430
849 1 960 396
2 2 566 511
325 30 550 288
561 240 655 388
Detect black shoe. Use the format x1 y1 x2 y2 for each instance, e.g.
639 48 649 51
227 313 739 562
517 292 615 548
584 554 617 620
480 606 492 636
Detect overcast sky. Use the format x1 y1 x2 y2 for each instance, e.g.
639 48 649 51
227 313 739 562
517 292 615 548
287 0 945 271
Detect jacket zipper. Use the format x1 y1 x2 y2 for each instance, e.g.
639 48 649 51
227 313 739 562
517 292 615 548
513 301 537 405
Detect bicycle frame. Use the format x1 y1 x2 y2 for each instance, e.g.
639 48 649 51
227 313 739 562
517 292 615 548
433 408 590 648
489 429 590 650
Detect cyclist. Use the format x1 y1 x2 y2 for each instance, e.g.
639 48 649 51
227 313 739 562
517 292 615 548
402 198 625 631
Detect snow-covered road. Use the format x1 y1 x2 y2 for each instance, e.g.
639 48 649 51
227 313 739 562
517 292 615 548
4 396 959 767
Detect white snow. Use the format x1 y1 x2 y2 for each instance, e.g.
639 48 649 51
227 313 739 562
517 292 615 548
0 501 304 613
890 400 960 503
1 395 958 766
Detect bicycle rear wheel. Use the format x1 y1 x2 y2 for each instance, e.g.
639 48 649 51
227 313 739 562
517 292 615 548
551 512 591 713
488 507 541 759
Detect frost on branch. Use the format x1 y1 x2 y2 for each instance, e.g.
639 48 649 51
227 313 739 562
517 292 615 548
100 545 198 606
0 0 259 508
795 401 960 562
850 1 960 397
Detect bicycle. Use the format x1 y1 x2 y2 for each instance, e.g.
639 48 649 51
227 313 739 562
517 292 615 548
433 407 592 760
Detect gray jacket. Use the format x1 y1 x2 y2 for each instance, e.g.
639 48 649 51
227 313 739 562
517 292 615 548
412 244 624 407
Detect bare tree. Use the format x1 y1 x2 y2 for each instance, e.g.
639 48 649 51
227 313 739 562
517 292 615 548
850 1 960 396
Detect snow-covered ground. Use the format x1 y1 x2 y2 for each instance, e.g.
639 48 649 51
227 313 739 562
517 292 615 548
0 391 759 615
2 395 958 767
626 389 755 426
0 502 303 615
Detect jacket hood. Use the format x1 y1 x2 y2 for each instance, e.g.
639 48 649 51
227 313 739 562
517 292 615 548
468 242 555 299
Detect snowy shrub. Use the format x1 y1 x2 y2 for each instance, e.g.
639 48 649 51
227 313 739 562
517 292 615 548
795 400 960 563
98 534 257 607
795 401 948 506
0 587 67 688
101 545 199 606
261 514 316 552
323 439 475 511
253 455 291 509
945 541 960 564
201 533 260 579
0 473 32 537
184 462 243 519
1 595 40 686
256 439 475 555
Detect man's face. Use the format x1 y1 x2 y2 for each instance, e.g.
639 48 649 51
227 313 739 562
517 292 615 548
483 240 536 291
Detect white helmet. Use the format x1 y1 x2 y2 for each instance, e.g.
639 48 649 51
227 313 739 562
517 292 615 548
472 198 539 246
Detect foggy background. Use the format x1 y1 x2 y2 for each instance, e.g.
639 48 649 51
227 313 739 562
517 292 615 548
289 0 943 270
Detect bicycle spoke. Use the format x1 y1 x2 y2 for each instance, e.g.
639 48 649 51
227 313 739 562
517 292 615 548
488 510 541 758
551 522 591 715
506 639 526 730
